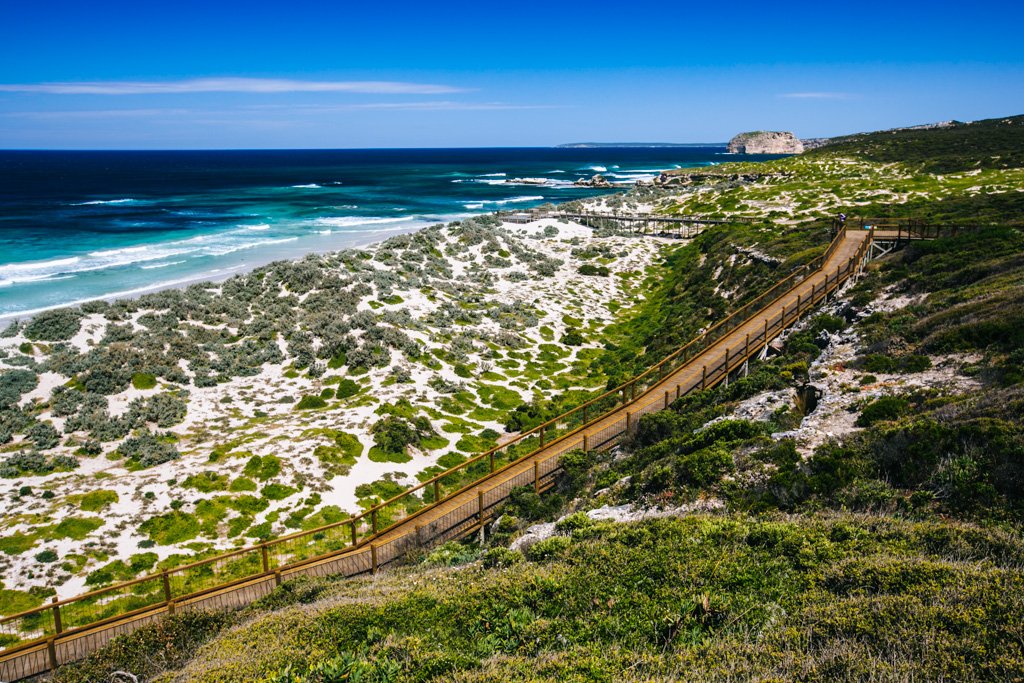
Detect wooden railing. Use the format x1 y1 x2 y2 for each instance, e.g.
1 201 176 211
832 215 1017 240
0 226 875 680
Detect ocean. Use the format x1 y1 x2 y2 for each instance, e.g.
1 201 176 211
0 147 764 319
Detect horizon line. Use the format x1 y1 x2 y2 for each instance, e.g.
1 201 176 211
0 143 731 152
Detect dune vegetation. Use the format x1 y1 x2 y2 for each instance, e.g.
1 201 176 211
10 115 1024 681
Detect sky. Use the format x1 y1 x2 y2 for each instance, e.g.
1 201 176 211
1 0 1022 149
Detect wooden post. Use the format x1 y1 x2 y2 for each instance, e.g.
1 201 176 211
371 508 378 535
51 596 62 635
350 519 357 546
489 450 495 472
533 461 540 492
664 390 670 408
782 305 787 325
582 433 589 451
416 523 423 545
371 544 378 574
701 365 707 390
630 382 636 401
745 333 749 359
626 411 632 431
478 490 485 524
47 637 58 671
540 424 545 447
797 293 802 318
260 544 269 573
274 570 282 586
582 404 588 424
724 347 730 372
675 384 681 399
162 571 172 604
433 479 440 504
763 318 768 342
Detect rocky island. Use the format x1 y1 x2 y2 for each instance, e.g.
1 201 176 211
727 130 805 154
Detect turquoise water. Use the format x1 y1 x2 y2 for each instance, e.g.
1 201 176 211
0 148 770 318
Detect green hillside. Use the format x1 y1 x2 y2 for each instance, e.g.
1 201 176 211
808 115 1024 173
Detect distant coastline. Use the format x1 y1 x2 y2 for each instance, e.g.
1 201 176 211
556 142 726 148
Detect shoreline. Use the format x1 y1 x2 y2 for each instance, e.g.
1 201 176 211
0 218 464 326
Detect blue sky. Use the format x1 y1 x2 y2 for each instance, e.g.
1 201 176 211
1 0 1022 148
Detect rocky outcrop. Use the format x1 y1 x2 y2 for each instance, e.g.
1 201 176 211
728 131 804 154
574 174 613 188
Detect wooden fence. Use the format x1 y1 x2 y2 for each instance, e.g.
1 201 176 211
0 226 875 681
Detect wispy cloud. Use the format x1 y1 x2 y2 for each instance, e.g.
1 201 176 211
778 92 855 100
250 101 564 112
0 77 465 95
2 101 561 120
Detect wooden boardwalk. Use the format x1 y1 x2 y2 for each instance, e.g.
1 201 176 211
0 228 874 681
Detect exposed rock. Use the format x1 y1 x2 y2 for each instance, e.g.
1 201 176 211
509 522 556 551
728 131 804 154
505 177 551 185
574 174 613 188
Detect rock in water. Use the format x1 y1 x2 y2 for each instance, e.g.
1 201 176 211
574 174 613 188
728 131 804 154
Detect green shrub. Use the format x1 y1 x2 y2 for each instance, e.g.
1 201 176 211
560 328 585 346
856 396 911 426
334 378 361 399
28 421 61 450
24 308 82 341
578 263 610 277
34 550 58 563
116 429 180 468
295 395 327 410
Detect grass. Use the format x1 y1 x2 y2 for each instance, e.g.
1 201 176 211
0 582 44 617
78 489 119 512
52 516 104 540
55 515 1024 682
130 372 157 390
138 511 201 545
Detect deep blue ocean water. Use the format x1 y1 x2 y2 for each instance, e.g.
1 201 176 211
0 147 769 318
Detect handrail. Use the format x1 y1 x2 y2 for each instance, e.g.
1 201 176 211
0 223 892 670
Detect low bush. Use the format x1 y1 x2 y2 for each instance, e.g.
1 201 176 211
23 308 82 341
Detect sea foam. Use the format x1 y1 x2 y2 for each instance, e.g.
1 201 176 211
71 198 137 206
